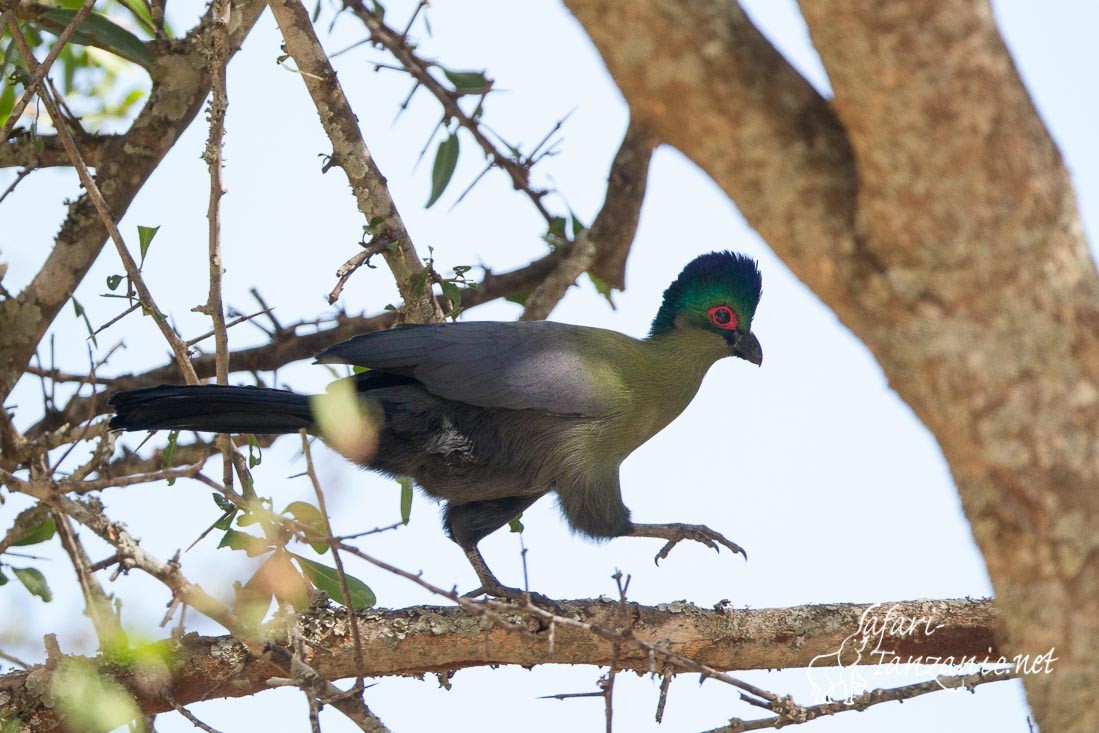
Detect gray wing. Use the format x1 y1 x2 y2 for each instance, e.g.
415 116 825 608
315 321 627 416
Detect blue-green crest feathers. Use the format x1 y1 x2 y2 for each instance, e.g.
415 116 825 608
649 251 763 337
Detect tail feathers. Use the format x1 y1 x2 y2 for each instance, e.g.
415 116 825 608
109 385 314 434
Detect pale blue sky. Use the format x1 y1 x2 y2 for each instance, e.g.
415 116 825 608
1 2 1094 731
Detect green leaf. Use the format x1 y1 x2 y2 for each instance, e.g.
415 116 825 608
71 297 97 347
164 430 179 486
440 280 462 309
106 274 124 291
283 500 329 554
13 516 56 546
212 493 236 513
247 434 262 468
397 477 413 525
37 10 155 67
363 216 385 237
426 133 459 208
212 511 236 531
137 225 159 266
504 290 531 307
508 515 524 533
294 555 375 608
12 566 52 602
443 69 490 92
570 211 587 237
217 529 272 557
0 569 8 586
588 273 616 308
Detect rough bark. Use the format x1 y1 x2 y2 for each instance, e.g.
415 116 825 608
562 1 1098 730
0 598 999 727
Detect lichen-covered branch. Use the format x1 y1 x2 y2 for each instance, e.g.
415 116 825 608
0 598 1002 727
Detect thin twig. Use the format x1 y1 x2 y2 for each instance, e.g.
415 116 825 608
268 0 440 324
0 164 37 205
166 693 226 733
5 18 200 386
345 0 558 225
52 511 127 649
200 0 236 492
299 431 367 696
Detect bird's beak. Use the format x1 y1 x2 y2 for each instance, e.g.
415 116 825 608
732 332 763 366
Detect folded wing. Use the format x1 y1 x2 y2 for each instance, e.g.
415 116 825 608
316 321 625 416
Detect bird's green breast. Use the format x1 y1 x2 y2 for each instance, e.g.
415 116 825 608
569 326 729 463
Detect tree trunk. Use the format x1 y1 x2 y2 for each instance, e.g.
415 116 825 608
563 1 1098 729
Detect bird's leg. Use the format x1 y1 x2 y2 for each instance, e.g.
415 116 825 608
459 546 559 611
627 523 748 565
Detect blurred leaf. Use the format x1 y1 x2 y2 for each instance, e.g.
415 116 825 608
443 69 490 93
212 511 236 531
0 79 15 128
36 9 155 67
105 274 123 291
0 569 8 586
398 477 413 525
295 555 375 608
508 515 524 533
70 297 98 347
311 379 381 463
12 566 52 602
246 549 309 612
283 500 329 554
52 659 140 732
12 516 56 546
218 529 272 557
164 429 179 485
137 224 158 265
426 133 459 208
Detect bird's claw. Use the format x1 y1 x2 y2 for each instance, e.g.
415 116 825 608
644 523 748 565
463 584 561 613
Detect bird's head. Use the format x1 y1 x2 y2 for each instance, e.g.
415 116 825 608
649 251 763 365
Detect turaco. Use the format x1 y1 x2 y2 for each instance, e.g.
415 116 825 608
110 251 764 601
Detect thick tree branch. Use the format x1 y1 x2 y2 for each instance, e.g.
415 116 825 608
588 118 656 290
563 2 1097 729
0 134 118 169
0 598 1002 726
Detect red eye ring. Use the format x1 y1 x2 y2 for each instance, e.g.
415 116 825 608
707 305 738 330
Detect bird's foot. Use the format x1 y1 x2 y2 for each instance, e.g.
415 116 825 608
460 546 560 612
462 583 560 613
628 522 748 565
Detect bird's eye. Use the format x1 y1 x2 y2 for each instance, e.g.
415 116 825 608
707 305 738 330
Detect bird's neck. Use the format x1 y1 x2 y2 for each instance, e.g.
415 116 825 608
606 328 727 449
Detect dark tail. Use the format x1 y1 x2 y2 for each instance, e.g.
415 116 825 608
109 385 314 434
